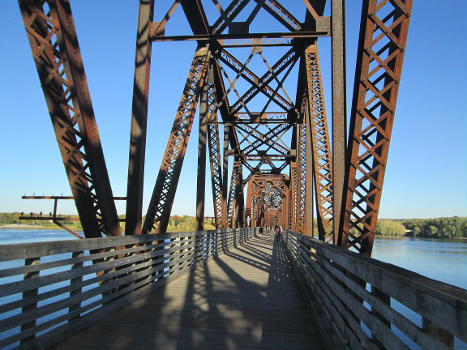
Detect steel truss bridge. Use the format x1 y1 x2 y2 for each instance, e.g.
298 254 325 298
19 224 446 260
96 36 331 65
1 0 466 349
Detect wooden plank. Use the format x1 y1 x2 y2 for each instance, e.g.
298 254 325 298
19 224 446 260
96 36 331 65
315 241 467 341
299 252 372 349
288 248 365 349
308 250 411 350
21 264 190 350
0 241 166 278
0 230 232 261
42 233 337 350
0 251 181 333
21 257 40 344
314 248 451 350
0 245 174 298
286 234 467 344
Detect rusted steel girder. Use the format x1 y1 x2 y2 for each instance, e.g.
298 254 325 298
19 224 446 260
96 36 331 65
18 0 121 238
289 160 298 231
304 43 333 240
227 159 242 228
195 69 210 231
126 0 155 236
338 0 413 255
228 48 298 115
294 124 305 234
245 174 288 228
206 69 227 230
143 46 210 234
214 47 294 112
237 124 291 156
331 0 347 244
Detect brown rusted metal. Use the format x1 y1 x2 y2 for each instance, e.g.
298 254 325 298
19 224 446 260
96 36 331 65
245 174 288 229
196 69 210 231
206 72 227 230
338 0 413 255
227 158 242 228
17 1 412 263
331 0 347 244
18 0 121 238
304 43 333 240
143 45 210 234
126 0 155 236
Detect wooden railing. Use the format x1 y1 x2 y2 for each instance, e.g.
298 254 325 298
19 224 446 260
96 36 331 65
0 228 255 349
281 230 467 350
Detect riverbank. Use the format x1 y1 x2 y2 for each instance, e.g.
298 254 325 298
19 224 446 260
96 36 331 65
0 224 46 229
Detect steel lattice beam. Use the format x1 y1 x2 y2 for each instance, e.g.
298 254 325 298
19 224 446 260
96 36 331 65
338 0 413 255
206 69 227 229
227 159 242 228
17 0 413 262
245 174 288 228
305 43 333 240
126 0 155 236
18 0 121 238
143 46 210 234
295 122 307 235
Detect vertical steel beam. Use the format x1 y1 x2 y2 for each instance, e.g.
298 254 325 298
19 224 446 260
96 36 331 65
331 0 347 243
295 122 307 234
235 170 245 228
223 126 230 218
227 158 241 228
304 108 314 237
207 68 226 230
143 45 210 234
196 75 209 231
18 0 121 238
338 0 413 255
126 0 155 235
305 44 333 240
289 161 298 231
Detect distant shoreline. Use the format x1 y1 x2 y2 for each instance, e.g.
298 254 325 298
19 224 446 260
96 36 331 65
1 225 465 241
0 224 46 229
0 224 83 231
376 234 467 241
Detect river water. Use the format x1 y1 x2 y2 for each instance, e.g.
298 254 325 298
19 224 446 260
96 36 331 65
373 236 467 289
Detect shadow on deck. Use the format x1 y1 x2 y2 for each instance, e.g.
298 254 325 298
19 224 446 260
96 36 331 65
52 232 336 349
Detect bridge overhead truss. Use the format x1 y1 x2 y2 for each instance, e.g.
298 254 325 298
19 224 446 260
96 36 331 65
18 0 412 256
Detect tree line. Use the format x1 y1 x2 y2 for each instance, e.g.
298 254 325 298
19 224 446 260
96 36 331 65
0 212 216 232
2 212 465 238
376 217 467 238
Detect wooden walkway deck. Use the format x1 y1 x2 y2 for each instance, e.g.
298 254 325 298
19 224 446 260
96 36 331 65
52 232 336 349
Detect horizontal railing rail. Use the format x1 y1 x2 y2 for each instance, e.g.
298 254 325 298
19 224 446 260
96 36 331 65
281 230 467 350
0 228 255 349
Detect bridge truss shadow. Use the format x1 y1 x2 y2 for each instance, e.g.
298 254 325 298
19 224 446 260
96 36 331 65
53 232 337 349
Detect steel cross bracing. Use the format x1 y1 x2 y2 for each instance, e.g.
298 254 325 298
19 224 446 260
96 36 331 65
18 0 121 238
338 0 413 255
18 0 413 258
143 46 210 234
245 174 289 228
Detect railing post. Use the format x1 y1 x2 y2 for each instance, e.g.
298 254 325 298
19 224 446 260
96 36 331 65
422 318 454 348
371 286 390 348
70 250 84 323
21 257 40 344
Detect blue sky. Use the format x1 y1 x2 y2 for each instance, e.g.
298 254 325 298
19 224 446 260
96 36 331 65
0 0 465 219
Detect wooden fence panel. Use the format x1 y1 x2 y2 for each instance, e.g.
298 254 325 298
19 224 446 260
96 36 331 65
0 228 255 349
281 230 467 350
